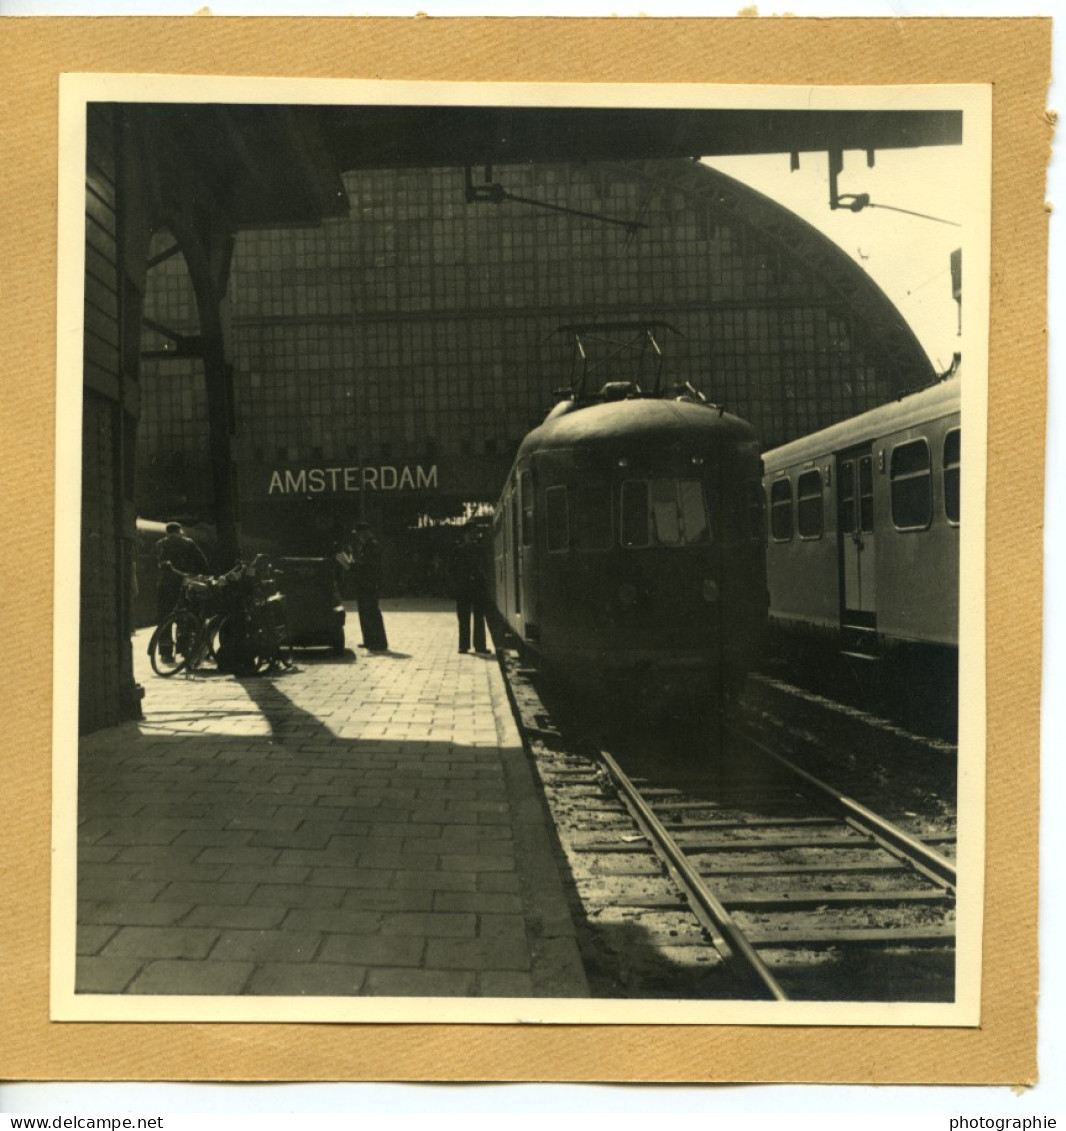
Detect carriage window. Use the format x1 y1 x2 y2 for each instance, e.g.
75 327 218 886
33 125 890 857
943 429 960 524
770 478 792 542
545 486 569 552
891 439 932 530
519 470 534 546
622 478 709 548
797 470 823 539
572 480 612 551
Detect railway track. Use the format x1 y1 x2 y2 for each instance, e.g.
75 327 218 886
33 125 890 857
500 651 957 1002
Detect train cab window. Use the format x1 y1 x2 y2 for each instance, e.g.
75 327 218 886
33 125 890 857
572 480 612 551
519 470 534 546
545 486 569 553
770 478 793 542
891 439 933 530
796 470 823 539
621 478 710 548
621 481 650 547
943 429 961 524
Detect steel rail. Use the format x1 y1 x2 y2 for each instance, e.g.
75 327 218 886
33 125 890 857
595 744 789 1003
732 728 957 889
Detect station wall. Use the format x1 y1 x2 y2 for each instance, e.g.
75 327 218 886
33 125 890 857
136 158 932 550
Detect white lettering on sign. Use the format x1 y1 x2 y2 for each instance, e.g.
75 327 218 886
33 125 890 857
266 464 439 496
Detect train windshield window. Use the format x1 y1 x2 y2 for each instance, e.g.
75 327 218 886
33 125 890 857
676 480 710 544
891 439 932 530
797 470 823 539
770 478 792 541
621 479 709 547
572 481 612 551
545 486 569 552
621 481 650 547
944 429 961 524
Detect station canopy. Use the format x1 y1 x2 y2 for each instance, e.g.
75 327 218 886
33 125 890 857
136 103 963 230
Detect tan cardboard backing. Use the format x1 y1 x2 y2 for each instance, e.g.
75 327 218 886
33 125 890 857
0 16 1051 1083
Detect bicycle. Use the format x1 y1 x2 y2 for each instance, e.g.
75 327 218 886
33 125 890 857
147 573 217 677
210 557 294 675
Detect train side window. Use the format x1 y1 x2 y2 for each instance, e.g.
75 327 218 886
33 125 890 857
519 470 534 546
943 429 961 524
796 470 823 539
770 478 792 542
891 439 932 530
621 480 651 547
545 486 569 553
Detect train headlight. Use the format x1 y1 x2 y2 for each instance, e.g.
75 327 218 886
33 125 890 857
617 582 639 609
702 578 719 604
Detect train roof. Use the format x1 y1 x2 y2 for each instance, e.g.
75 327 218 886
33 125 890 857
763 377 961 469
517 396 758 458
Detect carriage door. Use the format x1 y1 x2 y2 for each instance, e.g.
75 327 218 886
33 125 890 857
837 447 877 628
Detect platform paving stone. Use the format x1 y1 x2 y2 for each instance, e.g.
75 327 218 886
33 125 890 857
128 960 255 995
75 598 589 1000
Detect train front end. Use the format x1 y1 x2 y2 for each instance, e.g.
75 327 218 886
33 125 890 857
494 396 767 717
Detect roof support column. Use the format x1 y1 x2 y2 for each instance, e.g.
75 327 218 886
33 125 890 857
165 209 241 568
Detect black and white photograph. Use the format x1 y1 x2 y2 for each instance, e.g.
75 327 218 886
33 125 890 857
53 75 990 1025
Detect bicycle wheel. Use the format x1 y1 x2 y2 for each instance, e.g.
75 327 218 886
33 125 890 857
183 618 211 673
149 610 199 677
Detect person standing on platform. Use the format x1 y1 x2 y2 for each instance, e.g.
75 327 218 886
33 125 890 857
155 521 209 661
448 522 490 655
351 521 389 652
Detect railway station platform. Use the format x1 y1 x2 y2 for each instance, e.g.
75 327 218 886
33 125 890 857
75 598 589 999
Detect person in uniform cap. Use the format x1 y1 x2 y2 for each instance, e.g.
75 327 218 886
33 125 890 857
350 521 389 652
155 521 209 661
446 522 490 655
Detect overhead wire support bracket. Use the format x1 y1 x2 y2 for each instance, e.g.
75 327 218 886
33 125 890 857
464 165 648 234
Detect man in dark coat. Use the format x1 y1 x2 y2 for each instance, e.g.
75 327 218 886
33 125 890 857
447 523 490 654
155 521 209 660
351 522 389 652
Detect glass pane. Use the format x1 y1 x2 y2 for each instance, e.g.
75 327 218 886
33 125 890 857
770 478 792 541
545 486 569 551
678 479 709 544
944 429 960 523
839 460 855 534
621 480 649 547
891 441 932 528
797 470 823 538
892 440 930 477
859 457 874 533
651 478 682 545
572 480 612 550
